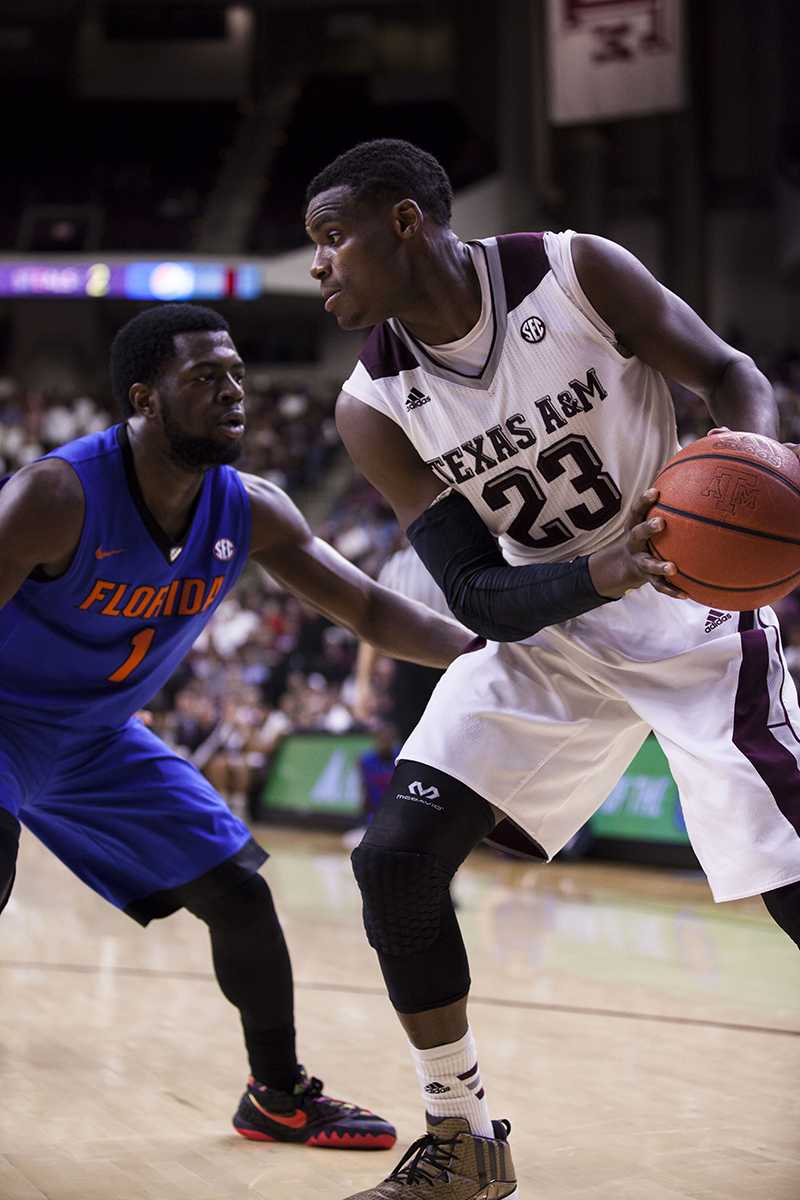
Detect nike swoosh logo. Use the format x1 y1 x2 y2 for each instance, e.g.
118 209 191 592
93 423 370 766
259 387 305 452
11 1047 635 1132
248 1094 308 1128
95 547 125 559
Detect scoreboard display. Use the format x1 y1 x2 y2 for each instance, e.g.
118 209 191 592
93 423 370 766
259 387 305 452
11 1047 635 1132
0 259 262 299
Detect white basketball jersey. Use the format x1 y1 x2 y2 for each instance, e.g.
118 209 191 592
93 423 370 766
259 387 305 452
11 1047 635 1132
343 230 679 567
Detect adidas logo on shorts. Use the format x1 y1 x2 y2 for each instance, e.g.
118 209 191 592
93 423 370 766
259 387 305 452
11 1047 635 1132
424 1082 451 1094
705 608 732 633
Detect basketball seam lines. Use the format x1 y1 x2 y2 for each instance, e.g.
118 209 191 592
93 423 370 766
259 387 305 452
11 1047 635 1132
648 538 800 593
673 565 800 592
657 452 800 501
653 501 800 547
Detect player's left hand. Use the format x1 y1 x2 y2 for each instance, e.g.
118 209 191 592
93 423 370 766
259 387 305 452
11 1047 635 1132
588 489 688 600
625 489 689 600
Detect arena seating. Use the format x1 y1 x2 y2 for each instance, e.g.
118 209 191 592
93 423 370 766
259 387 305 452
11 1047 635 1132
3 91 239 252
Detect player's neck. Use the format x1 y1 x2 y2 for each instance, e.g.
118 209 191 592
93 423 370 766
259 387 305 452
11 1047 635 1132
396 234 481 347
126 424 205 539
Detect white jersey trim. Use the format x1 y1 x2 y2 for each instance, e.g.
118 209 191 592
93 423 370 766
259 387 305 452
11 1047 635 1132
544 229 629 359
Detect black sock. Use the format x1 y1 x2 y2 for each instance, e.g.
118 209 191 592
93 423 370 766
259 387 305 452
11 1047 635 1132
244 1022 299 1093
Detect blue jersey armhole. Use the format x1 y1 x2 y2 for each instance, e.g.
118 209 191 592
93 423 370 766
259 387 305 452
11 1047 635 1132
26 458 90 589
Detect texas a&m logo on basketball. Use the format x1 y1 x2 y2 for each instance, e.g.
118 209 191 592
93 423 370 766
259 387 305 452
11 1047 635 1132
701 470 760 517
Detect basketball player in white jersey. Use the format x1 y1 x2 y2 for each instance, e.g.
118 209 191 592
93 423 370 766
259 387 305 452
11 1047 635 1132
304 140 800 1200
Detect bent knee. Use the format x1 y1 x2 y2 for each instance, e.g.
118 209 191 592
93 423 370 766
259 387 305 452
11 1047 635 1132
184 871 274 928
351 842 453 956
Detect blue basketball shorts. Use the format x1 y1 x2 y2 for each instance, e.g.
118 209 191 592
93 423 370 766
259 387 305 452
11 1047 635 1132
0 714 267 924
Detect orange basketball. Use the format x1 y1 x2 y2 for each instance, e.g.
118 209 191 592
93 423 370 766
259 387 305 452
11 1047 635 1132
648 432 800 610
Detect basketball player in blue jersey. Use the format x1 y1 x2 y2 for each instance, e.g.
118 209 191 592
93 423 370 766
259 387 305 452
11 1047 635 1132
304 141 800 1199
0 302 481 1152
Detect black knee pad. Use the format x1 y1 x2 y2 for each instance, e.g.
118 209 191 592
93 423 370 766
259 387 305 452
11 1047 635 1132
352 843 453 956
351 760 495 957
0 809 20 916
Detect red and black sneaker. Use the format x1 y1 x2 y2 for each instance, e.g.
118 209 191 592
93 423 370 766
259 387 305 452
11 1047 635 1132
233 1067 397 1149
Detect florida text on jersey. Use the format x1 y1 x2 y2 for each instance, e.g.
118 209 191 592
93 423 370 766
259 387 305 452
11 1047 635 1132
0 425 250 728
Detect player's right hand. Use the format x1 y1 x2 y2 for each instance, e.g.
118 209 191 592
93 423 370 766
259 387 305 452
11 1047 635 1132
588 489 689 600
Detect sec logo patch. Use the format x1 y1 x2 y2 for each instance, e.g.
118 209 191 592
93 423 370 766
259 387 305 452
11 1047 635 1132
214 538 236 561
520 315 546 344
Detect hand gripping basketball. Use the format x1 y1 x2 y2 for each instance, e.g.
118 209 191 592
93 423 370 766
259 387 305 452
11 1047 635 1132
587 489 688 601
648 430 800 609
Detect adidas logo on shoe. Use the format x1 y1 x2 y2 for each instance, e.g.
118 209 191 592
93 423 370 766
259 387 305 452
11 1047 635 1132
424 1081 451 1094
705 608 732 633
406 387 432 410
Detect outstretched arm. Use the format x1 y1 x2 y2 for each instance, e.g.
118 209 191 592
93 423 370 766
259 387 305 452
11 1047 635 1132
243 474 476 668
571 234 777 437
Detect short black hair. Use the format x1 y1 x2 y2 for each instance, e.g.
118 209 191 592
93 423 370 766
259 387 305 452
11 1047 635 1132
305 139 453 227
110 303 230 417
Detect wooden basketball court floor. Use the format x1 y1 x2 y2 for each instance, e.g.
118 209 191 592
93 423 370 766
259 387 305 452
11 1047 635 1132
1 825 798 1200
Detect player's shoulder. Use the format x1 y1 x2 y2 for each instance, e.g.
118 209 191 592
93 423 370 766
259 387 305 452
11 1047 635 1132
238 471 286 507
569 232 642 281
238 472 308 557
489 231 553 309
49 424 123 468
238 471 303 524
0 456 84 548
5 455 84 509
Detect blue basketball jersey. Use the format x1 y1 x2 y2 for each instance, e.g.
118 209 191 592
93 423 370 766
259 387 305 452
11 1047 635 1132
0 424 251 728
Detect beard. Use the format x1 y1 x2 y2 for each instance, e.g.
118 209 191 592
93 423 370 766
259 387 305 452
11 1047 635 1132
161 401 243 470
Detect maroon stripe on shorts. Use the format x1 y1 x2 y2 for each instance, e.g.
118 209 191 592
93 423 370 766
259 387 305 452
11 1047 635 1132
733 628 800 837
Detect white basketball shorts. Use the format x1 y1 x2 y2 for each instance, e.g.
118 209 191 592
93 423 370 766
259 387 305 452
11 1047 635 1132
401 586 800 902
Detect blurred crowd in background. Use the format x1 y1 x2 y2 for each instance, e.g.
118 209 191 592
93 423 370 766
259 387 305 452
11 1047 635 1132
0 370 341 494
3 342 800 818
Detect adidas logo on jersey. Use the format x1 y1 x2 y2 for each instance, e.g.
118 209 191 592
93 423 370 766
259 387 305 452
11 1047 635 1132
406 387 432 410
705 608 732 633
424 1082 451 1095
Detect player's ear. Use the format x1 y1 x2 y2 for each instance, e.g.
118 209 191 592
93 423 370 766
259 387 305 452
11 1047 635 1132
393 199 423 240
129 383 156 418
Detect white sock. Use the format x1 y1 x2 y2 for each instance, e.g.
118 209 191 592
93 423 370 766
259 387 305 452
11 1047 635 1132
409 1028 493 1138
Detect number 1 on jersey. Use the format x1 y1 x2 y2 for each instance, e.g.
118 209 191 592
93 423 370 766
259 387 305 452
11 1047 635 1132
108 627 156 683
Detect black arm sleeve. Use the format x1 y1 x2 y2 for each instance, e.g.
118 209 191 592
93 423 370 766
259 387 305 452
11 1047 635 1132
406 489 614 642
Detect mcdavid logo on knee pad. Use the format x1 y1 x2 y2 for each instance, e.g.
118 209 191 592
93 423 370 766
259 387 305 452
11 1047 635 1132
397 780 443 810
